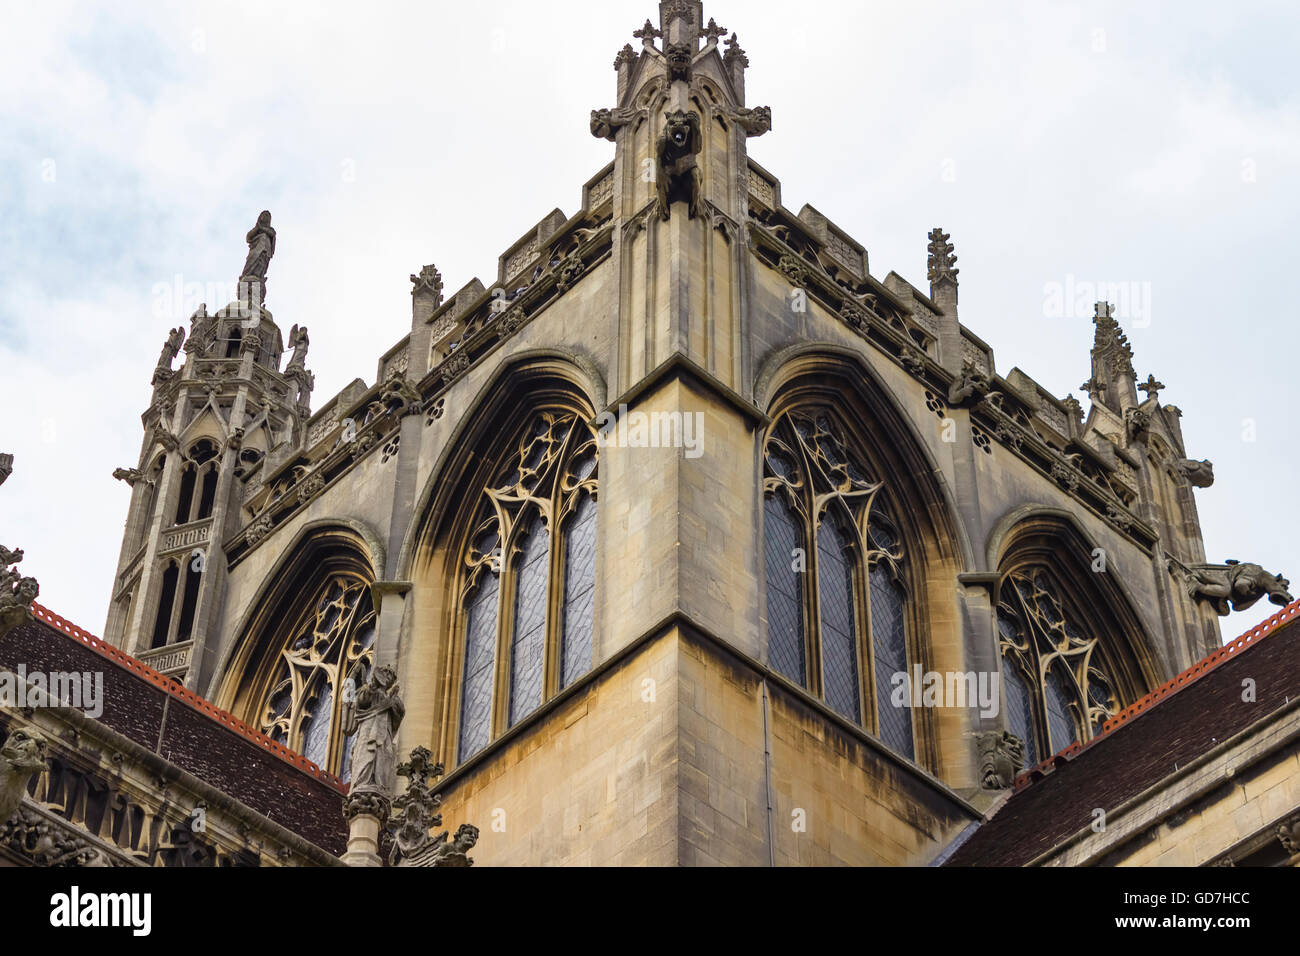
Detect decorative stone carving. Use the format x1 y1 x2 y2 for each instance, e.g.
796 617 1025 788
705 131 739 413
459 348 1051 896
1050 459 1080 493
947 362 990 407
240 210 276 281
994 421 1023 453
1177 458 1215 488
1106 503 1135 532
184 305 212 354
341 664 404 798
388 747 479 868
497 305 527 340
245 515 273 545
926 227 959 287
555 254 586 292
900 345 926 375
0 545 38 631
632 19 661 46
0 804 115 867
1187 561 1293 615
664 41 693 82
838 299 868 330
350 432 377 461
376 377 423 417
977 730 1024 790
655 110 704 220
0 453 10 488
778 254 809 288
589 106 639 141
441 351 471 386
1138 374 1164 402
613 43 637 70
1277 814 1300 855
1 728 47 824
409 264 444 304
295 469 325 505
112 467 144 486
723 32 748 70
732 105 772 137
152 327 185 385
342 789 390 823
1125 407 1150 442
702 16 727 44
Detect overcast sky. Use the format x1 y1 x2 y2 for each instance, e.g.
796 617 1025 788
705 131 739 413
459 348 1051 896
2 1 1296 643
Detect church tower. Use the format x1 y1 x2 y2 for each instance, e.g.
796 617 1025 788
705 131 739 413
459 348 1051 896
97 2 1290 864
105 212 314 689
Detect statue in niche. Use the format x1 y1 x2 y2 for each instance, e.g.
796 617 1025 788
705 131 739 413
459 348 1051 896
340 665 404 794
655 110 704 221
241 211 276 280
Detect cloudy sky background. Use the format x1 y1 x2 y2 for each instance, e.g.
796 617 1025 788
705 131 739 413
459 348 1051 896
1 0 1296 640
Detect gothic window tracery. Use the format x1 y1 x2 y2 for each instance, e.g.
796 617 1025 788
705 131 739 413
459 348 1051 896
456 409 598 763
174 440 219 525
254 575 377 778
996 569 1120 769
762 407 916 760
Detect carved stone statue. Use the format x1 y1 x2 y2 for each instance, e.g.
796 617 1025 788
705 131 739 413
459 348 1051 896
241 210 276 280
0 728 47 824
340 665 404 794
589 106 638 142
112 467 145 486
655 110 704 221
0 546 38 632
0 453 11 488
152 327 185 384
376 377 423 417
1188 561 1293 615
977 730 1025 790
664 41 693 82
425 823 480 867
1177 458 1215 488
285 324 310 370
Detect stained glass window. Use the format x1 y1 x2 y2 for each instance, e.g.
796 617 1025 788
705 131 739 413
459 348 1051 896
252 574 376 776
997 570 1122 764
761 406 917 759
456 409 599 763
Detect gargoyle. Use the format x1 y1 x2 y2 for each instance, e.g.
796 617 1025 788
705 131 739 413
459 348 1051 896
1187 560 1293 615
664 41 693 82
377 377 423 417
947 363 990 407
1177 458 1214 488
1 728 47 824
655 110 704 221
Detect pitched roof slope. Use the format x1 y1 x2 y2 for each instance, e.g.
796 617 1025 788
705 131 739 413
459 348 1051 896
1 604 349 856
947 601 1300 866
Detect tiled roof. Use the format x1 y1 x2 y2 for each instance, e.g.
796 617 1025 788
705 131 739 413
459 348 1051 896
2 604 349 856
947 600 1300 866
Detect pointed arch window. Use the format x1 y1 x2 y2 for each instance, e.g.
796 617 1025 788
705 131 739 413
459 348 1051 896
253 575 377 778
173 440 220 525
996 569 1121 769
762 408 917 759
456 410 598 763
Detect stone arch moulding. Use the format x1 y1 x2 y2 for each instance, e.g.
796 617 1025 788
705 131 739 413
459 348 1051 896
755 343 975 573
205 518 383 702
986 506 1160 701
393 349 606 584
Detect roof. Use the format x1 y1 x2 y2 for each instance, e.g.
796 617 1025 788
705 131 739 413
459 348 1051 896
946 600 1300 866
1 604 349 856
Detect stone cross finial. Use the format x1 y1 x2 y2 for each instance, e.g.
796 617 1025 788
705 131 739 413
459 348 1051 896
723 32 748 69
410 264 444 304
702 17 727 44
633 19 662 46
1138 374 1164 401
614 43 637 70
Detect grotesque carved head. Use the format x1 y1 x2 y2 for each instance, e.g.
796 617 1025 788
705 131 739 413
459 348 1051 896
1 728 47 773
664 42 692 82
662 110 701 158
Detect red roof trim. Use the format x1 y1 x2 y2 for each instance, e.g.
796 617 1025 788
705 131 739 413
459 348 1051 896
27 603 347 794
1013 599 1300 792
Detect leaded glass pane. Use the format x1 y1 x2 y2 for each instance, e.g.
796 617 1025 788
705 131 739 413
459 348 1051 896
870 565 913 759
817 520 859 722
1001 657 1038 769
764 494 805 686
301 680 332 768
459 573 499 761
1044 662 1078 753
561 494 597 688
508 515 549 726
